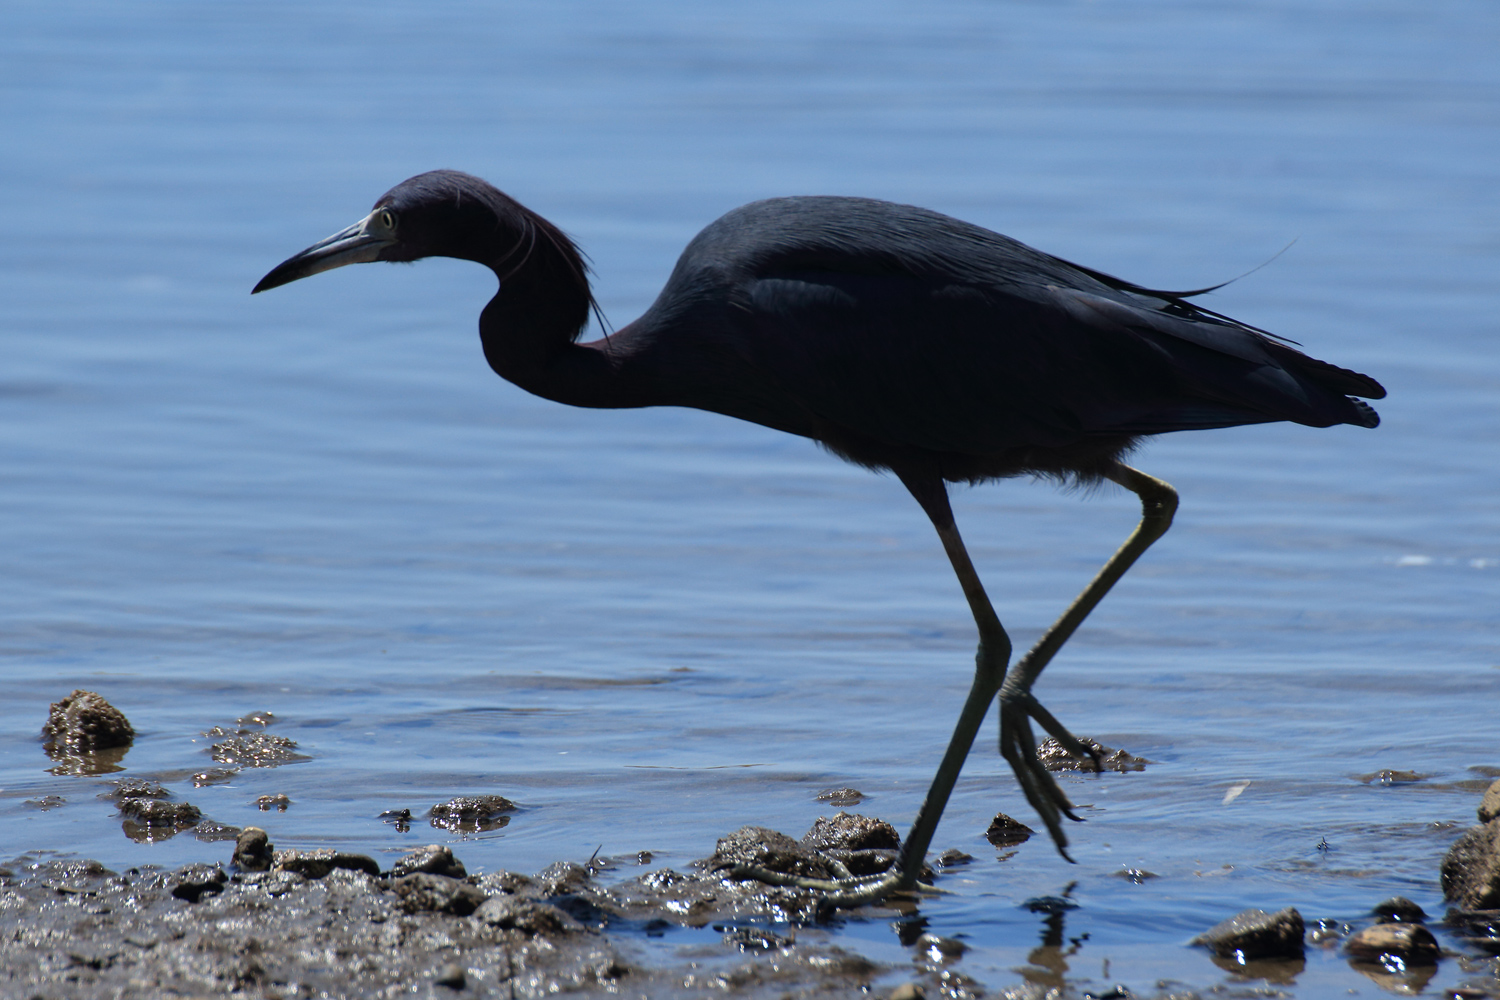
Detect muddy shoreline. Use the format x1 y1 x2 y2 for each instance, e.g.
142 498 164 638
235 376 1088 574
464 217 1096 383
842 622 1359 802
11 692 1500 998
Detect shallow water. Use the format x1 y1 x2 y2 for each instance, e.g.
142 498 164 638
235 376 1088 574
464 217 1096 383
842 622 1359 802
2 0 1498 994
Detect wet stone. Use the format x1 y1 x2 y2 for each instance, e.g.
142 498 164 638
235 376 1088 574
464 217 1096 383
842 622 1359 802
23 795 65 810
935 849 973 868
194 819 242 842
1480 779 1500 824
473 894 585 936
1346 922 1440 965
1359 769 1426 785
1112 868 1159 883
394 872 486 915
105 778 170 803
42 689 134 753
536 860 592 896
391 843 468 879
237 709 276 726
1442 820 1500 910
1037 735 1150 772
1372 896 1427 923
984 812 1034 847
708 825 835 881
434 963 466 989
232 826 274 871
428 794 515 833
273 848 380 879
722 925 793 952
119 798 201 826
255 793 290 811
816 787 865 806
916 933 967 961
802 812 900 852
191 767 237 786
1193 907 1306 961
169 862 227 902
210 731 311 767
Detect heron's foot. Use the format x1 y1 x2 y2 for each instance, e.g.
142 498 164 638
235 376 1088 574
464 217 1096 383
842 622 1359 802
998 688 1100 861
726 864 948 913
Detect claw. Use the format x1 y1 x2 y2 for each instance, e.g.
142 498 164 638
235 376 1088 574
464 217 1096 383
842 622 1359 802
998 689 1093 860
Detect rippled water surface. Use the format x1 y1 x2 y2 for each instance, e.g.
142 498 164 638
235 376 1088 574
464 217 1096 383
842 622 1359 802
3 1 1498 995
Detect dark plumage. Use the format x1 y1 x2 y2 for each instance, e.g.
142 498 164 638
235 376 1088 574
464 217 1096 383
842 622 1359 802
255 170 1383 904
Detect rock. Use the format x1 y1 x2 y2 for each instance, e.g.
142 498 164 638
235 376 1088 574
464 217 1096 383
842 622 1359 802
1111 868 1158 883
394 873 486 916
916 933 966 960
119 798 201 826
1358 769 1425 785
802 812 900 851
984 812 1034 847
391 844 467 879
42 690 134 753
1345 922 1440 965
887 983 925 1000
255 793 291 811
1442 820 1500 910
273 849 380 879
104 778 169 803
233 826 274 871
1371 896 1427 923
169 863 227 903
935 849 973 867
1037 735 1150 772
473 894 584 936
1192 907 1305 961
815 787 865 806
707 826 834 881
434 963 466 989
428 794 515 833
1480 779 1500 824
536 861 592 896
210 731 310 767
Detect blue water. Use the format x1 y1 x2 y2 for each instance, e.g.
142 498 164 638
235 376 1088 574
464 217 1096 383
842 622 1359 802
2 1 1498 994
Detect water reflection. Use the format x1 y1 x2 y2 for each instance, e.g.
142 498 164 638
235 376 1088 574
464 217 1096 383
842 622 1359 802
1018 886 1084 992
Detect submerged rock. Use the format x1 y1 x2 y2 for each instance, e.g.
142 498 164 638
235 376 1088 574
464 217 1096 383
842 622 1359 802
428 794 515 833
1193 907 1305 961
1346 922 1440 965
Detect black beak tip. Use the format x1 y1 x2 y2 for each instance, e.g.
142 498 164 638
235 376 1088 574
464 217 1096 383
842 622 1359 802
252 264 296 295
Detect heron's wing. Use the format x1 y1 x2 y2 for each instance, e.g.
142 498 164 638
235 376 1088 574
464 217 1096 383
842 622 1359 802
732 265 1377 459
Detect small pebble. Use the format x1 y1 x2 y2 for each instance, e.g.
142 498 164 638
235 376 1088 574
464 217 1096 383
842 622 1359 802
887 983 925 1000
434 963 466 989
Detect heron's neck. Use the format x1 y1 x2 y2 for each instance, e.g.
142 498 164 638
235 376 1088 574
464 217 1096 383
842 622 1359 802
478 270 646 410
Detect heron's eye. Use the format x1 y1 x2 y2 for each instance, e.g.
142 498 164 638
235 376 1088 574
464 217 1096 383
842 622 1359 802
377 209 397 231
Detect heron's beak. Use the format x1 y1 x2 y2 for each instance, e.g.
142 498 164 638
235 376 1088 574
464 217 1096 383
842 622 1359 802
252 211 398 293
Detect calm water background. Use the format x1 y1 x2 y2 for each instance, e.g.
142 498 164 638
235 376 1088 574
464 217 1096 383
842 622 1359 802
2 1 1497 994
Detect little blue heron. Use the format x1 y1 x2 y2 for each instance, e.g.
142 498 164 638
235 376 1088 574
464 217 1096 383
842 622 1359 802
254 170 1383 904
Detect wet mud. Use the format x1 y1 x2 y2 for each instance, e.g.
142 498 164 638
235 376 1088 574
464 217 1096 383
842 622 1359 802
11 694 1500 998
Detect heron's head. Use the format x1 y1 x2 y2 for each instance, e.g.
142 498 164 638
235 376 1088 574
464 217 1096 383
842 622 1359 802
252 170 534 293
